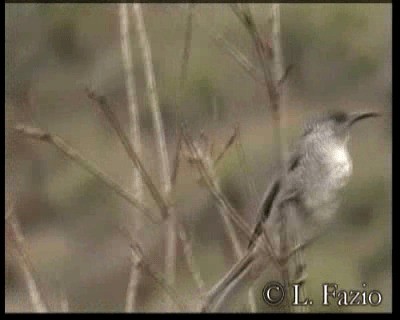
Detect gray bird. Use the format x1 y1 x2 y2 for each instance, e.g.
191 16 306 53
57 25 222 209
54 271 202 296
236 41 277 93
201 110 380 312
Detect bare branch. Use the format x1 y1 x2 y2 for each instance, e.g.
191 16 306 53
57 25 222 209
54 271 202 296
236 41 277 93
119 3 143 202
130 244 187 312
287 235 319 261
119 226 188 312
14 124 157 223
269 4 293 309
182 129 258 309
229 5 281 143
86 89 169 218
131 4 171 195
179 4 195 92
191 13 263 86
182 126 252 237
131 5 177 308
125 253 142 312
87 89 204 302
173 5 210 297
234 127 260 206
181 125 280 270
178 224 206 295
118 3 144 312
290 225 310 312
277 64 294 88
214 126 239 166
7 212 48 312
170 128 183 187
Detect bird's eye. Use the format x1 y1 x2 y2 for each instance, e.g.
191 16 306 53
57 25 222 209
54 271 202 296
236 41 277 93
302 126 313 136
331 112 348 123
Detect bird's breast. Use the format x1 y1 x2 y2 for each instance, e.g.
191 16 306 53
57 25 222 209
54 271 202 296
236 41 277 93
327 145 353 188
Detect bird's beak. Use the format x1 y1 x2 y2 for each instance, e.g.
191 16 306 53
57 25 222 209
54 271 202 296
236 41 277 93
348 111 381 127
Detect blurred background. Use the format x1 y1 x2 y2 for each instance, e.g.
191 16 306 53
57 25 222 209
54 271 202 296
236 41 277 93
5 3 391 312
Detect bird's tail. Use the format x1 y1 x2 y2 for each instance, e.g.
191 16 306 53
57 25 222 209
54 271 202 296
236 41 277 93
200 250 256 312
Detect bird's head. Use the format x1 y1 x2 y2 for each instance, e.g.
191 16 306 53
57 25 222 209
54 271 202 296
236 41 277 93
303 110 381 144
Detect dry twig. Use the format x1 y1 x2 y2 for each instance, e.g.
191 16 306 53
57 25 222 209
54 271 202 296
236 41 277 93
86 89 169 218
131 5 177 309
119 226 188 311
87 88 205 303
181 125 280 271
118 3 144 311
7 208 48 312
14 124 156 223
191 12 263 86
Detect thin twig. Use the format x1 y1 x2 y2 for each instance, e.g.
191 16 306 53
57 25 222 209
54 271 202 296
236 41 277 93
234 126 260 207
119 3 144 312
229 4 282 155
86 90 169 218
173 3 194 178
225 5 293 312
234 127 262 313
270 3 288 159
14 124 157 223
131 4 172 196
131 246 186 312
16 120 195 307
125 249 142 312
277 64 294 88
178 224 206 295
214 126 239 166
287 234 319 260
181 125 280 270
174 4 209 298
182 126 252 237
179 3 195 93
7 212 48 312
269 4 293 310
183 129 258 310
191 13 264 86
119 225 188 312
131 5 176 310
171 4 194 185
291 226 309 313
87 89 204 303
170 128 183 187
119 3 143 202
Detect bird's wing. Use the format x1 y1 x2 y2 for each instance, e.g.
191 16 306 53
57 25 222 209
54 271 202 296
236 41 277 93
247 151 303 249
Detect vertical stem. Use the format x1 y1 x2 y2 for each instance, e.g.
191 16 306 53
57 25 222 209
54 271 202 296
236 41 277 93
8 215 48 312
213 175 258 312
270 4 291 311
235 131 260 312
289 210 310 313
271 3 288 159
179 4 195 95
175 5 210 302
184 133 260 311
132 4 172 193
119 3 143 312
131 4 176 310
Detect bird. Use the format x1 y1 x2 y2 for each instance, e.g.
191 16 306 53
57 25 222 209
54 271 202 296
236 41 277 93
201 110 380 312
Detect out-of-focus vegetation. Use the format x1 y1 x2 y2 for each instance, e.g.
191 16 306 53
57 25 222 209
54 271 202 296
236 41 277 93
5 4 391 312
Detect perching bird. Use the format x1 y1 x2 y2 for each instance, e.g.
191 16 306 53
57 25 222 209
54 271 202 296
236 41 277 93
201 110 380 312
